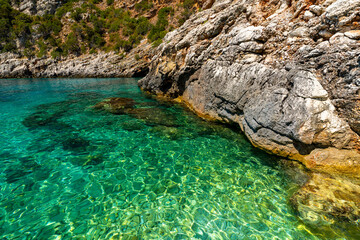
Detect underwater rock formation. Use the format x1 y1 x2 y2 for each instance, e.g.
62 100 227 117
92 97 136 114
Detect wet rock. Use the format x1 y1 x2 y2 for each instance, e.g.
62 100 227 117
92 97 136 114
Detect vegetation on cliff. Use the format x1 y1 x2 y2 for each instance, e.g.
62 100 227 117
0 0 200 58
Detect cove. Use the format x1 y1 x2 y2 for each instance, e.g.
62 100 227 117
0 78 356 239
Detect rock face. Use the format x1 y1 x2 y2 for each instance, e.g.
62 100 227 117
12 0 63 16
138 0 360 224
139 0 360 176
0 50 150 78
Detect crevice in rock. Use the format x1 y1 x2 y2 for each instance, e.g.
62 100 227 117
132 67 149 78
293 140 316 155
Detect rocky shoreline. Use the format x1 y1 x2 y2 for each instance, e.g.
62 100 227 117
0 49 150 78
2 0 360 227
138 0 360 225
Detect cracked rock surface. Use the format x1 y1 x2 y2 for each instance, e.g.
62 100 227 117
140 0 360 176
139 0 360 224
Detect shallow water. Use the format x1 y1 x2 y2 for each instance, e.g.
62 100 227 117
0 78 353 239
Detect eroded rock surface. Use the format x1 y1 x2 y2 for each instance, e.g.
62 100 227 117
12 0 62 16
139 0 360 224
0 49 150 78
139 0 360 176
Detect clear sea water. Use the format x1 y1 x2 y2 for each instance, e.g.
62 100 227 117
0 78 355 239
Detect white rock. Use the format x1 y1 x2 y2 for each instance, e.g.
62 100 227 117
303 11 315 20
344 30 360 40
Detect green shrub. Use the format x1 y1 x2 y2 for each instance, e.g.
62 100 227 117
89 34 105 48
113 39 132 52
36 15 62 38
71 8 84 22
91 0 102 4
63 32 80 55
51 47 63 59
106 0 114 5
108 18 122 32
152 39 162 47
135 17 151 36
23 47 34 58
183 0 195 9
135 0 153 12
37 40 47 57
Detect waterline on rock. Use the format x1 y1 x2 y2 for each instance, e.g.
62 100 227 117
0 78 357 239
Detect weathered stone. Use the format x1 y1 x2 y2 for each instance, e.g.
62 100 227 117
139 0 360 178
344 30 360 40
0 50 151 78
309 5 324 16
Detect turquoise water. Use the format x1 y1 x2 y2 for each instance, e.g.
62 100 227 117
0 78 343 239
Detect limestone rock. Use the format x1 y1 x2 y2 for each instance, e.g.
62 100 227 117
15 0 62 16
139 0 360 177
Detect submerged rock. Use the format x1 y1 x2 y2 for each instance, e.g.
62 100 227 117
22 111 60 128
150 126 184 140
119 120 145 131
126 107 178 127
62 136 90 152
291 173 360 225
92 97 136 114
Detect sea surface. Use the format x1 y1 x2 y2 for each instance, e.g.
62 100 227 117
0 78 354 239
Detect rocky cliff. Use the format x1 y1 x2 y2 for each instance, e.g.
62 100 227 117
11 0 62 16
139 0 360 175
139 0 360 225
0 47 151 78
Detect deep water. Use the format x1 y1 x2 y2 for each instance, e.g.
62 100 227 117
0 78 351 239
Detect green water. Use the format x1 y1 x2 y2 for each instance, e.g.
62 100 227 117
0 78 349 239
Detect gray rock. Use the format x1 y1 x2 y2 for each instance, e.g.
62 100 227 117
139 0 360 177
15 0 62 16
